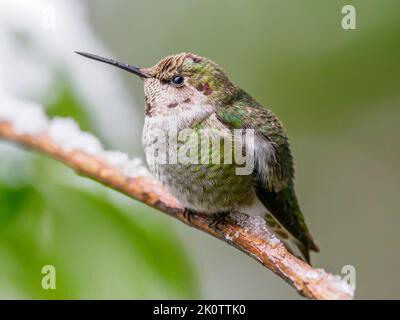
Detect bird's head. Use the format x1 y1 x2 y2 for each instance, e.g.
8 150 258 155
76 52 238 117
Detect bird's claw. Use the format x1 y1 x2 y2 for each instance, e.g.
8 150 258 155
183 208 195 224
208 211 230 233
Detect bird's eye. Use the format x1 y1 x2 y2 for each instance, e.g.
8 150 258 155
171 75 184 87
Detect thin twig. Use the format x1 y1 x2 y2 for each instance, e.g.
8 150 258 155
0 121 353 300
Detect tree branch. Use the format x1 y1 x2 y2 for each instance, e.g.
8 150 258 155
0 120 354 300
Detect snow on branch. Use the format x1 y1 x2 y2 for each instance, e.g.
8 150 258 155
0 98 354 300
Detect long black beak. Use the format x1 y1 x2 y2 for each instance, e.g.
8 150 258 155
75 51 150 78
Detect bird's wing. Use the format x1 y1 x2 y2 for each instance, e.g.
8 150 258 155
216 92 319 262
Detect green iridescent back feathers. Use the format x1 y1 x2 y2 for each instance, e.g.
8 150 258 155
216 91 319 258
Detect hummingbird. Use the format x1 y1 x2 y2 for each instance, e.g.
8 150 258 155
76 51 319 263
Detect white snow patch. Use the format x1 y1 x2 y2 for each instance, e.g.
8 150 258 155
0 95 149 178
305 269 321 280
326 273 355 298
48 117 102 154
104 151 149 177
0 95 49 135
285 260 355 299
234 213 280 245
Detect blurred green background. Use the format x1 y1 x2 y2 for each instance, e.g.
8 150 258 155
0 0 399 299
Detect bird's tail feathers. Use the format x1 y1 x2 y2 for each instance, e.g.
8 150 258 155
264 213 318 264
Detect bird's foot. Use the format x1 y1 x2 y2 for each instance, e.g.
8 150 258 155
183 208 196 224
208 211 230 233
